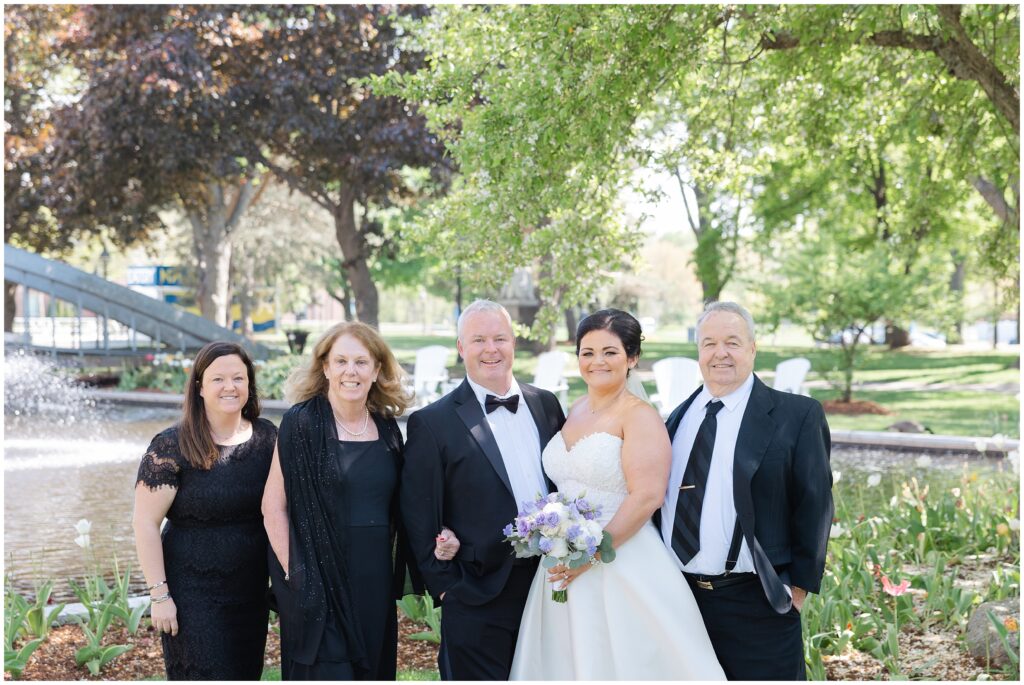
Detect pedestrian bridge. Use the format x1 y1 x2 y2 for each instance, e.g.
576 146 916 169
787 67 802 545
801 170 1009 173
4 244 275 359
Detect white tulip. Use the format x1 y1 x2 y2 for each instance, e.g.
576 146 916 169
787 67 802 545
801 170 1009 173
832 470 842 483
830 523 846 538
74 534 91 549
867 473 882 487
74 519 92 535
915 455 932 468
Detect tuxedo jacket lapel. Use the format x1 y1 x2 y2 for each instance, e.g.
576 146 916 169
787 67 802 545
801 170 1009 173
520 383 558 492
665 385 704 440
521 383 554 446
454 380 514 497
733 375 791 613
733 375 775 508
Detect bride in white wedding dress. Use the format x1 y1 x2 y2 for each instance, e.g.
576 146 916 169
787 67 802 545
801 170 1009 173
508 310 725 681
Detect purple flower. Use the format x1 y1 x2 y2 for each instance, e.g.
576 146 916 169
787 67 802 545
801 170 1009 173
517 519 530 536
582 510 596 521
576 497 591 511
567 524 581 540
546 511 561 527
503 523 514 537
538 537 553 554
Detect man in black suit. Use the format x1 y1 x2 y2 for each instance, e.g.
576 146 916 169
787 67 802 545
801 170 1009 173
658 301 833 680
401 300 565 681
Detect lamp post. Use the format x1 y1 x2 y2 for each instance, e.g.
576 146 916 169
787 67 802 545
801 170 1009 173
99 245 110 280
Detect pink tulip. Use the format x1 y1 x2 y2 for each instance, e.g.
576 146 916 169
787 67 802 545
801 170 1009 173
881 575 910 597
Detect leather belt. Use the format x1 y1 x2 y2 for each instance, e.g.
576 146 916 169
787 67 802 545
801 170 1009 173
684 572 757 591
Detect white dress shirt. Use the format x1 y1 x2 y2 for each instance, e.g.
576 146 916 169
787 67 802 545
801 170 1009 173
661 373 755 575
466 376 548 510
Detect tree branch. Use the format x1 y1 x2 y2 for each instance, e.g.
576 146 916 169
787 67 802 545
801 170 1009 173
971 175 1016 224
759 7 1020 135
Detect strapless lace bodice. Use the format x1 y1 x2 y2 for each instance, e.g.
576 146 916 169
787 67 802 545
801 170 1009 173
542 432 626 525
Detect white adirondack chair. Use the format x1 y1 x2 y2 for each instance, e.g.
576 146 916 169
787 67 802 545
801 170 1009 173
773 357 811 395
533 350 569 409
410 345 452 407
650 357 702 418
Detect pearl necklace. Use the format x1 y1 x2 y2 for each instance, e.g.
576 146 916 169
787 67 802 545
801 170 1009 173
334 406 370 437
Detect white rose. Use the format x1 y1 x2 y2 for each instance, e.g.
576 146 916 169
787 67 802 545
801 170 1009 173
74 519 92 535
542 502 572 535
582 520 604 542
546 537 569 559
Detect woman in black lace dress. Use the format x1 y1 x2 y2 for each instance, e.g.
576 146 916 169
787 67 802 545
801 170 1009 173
133 342 276 680
262 322 419 680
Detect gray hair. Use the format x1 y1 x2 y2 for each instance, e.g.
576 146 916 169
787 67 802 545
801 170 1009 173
697 301 756 342
457 299 513 340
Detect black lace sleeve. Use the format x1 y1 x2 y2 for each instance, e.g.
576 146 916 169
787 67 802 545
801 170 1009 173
136 427 184 491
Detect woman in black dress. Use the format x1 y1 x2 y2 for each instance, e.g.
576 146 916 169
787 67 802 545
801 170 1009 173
262 322 419 680
133 341 275 680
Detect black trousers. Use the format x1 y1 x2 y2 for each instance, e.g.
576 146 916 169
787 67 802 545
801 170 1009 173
687 573 805 681
438 565 535 681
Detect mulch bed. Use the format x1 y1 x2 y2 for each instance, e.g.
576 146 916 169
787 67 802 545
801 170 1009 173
823 399 892 415
5 612 1006 680
8 614 436 681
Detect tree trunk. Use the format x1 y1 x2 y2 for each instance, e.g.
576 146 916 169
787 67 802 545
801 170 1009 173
839 339 861 403
565 307 579 344
332 188 379 328
236 257 255 339
184 178 261 328
4 281 17 332
948 250 966 342
190 208 233 328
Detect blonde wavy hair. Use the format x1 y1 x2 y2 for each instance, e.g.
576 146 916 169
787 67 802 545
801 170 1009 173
284 322 411 417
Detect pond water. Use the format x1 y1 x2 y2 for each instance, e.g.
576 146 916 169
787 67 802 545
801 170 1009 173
5 402 185 600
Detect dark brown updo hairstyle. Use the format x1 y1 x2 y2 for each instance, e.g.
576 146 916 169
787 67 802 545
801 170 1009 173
575 309 645 370
178 341 261 469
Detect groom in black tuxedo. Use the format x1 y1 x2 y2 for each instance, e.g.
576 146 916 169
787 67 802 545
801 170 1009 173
401 300 565 681
659 302 833 680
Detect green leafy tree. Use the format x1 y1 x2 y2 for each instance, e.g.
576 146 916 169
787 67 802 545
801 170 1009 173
760 232 951 403
380 4 1017 335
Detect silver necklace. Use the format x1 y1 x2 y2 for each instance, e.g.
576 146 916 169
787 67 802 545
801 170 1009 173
334 406 370 437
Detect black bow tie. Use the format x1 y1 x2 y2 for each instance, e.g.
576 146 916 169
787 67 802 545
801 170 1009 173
485 394 520 414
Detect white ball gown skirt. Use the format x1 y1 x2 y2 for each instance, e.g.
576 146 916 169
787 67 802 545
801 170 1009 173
509 432 726 681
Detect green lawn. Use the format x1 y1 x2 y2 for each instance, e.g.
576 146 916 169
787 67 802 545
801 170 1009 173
390 335 1020 439
129 331 1018 439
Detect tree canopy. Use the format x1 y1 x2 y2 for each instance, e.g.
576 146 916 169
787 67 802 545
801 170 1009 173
378 4 1019 334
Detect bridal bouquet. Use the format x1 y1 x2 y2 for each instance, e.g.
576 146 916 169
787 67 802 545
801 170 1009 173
503 492 616 603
